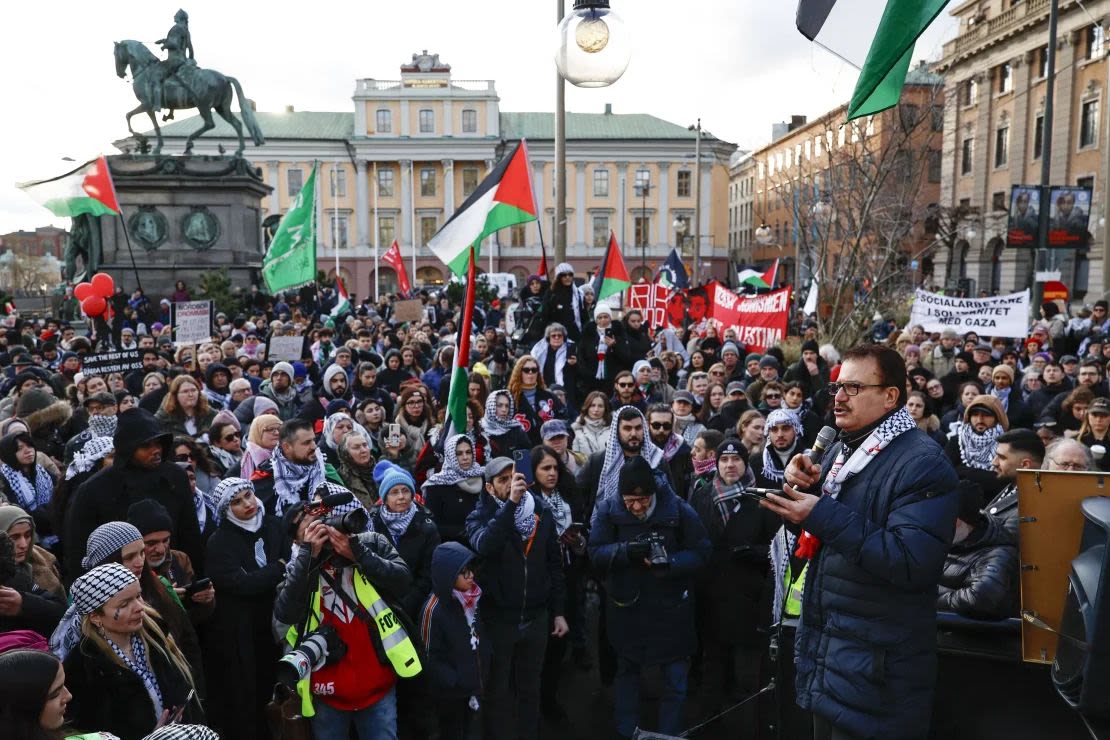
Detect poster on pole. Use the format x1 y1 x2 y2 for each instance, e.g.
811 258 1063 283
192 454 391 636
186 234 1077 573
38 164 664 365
909 289 1030 337
1047 185 1092 248
266 335 306 362
172 300 213 347
1006 185 1041 247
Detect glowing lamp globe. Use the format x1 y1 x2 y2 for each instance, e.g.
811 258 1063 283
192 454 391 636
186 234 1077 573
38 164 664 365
555 1 631 88
755 225 774 245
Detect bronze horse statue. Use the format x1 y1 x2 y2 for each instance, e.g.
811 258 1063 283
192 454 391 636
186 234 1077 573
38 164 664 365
114 39 264 156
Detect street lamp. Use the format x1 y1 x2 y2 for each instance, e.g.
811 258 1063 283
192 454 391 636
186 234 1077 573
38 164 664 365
555 0 631 88
635 180 652 278
672 216 688 254
754 224 774 245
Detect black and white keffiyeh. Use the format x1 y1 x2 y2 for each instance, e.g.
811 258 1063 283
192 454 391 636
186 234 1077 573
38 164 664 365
377 504 417 541
214 477 255 522
820 406 918 500
270 446 327 515
761 409 803 483
494 490 538 540
958 421 1003 471
105 632 163 718
66 437 115 481
481 391 526 437
0 462 53 512
596 406 664 502
423 433 484 489
530 337 569 387
87 413 119 439
541 491 571 535
142 725 220 740
71 563 137 616
81 521 143 570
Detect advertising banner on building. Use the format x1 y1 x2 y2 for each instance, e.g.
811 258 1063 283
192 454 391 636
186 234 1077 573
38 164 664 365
1006 185 1040 247
909 289 1030 337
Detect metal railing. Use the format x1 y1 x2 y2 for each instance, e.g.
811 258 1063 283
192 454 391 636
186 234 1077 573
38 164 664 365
944 0 1054 59
355 79 495 93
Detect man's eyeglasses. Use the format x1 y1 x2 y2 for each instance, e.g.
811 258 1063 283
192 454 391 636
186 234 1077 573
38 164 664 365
1049 457 1087 471
827 382 888 396
650 422 673 431
521 367 539 374
616 382 634 389
174 453 193 462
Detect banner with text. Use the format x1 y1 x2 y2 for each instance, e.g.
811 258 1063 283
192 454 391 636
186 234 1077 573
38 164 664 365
909 289 1030 337
172 300 214 347
82 350 143 376
707 284 791 353
626 283 671 329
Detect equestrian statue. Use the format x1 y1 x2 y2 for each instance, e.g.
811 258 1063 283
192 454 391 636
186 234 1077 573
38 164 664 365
114 10 264 157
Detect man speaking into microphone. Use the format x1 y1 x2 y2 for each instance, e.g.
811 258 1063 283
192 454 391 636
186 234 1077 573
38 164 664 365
761 345 958 740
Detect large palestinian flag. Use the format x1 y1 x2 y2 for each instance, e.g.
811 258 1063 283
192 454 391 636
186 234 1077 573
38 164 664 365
17 156 120 217
591 231 631 301
444 246 478 439
428 140 537 276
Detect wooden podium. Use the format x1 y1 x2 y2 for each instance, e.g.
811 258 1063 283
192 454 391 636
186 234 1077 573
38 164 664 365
1016 469 1110 664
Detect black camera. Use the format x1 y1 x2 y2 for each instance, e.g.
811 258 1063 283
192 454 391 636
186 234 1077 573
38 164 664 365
632 531 670 568
276 624 347 688
302 488 369 536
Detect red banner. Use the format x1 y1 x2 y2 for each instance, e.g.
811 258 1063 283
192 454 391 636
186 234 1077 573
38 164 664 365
626 283 671 328
707 284 791 352
382 240 411 295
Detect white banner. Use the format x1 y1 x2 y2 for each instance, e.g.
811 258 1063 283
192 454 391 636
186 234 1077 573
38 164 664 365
172 300 213 347
909 289 1030 337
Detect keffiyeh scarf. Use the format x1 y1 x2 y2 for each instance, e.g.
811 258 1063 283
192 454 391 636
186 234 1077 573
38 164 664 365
958 421 1004 471
87 413 118 439
541 490 572 535
423 434 484 489
141 725 220 740
378 504 417 541
597 407 665 502
481 391 526 437
66 437 115 481
0 462 52 512
991 385 1012 412
207 443 240 474
531 338 568 387
105 633 164 719
494 490 538 540
795 406 917 560
270 446 327 516
762 409 803 483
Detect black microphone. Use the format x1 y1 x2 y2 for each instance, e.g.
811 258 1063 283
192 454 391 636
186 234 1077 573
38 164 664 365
807 425 837 466
319 490 354 508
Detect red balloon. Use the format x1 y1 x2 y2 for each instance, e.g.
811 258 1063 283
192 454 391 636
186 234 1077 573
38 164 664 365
74 282 94 301
80 295 107 317
91 273 115 298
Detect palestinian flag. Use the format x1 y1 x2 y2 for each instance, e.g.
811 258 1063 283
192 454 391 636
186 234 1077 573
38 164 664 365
591 232 631 302
429 140 537 276
17 156 120 217
796 0 949 119
738 259 779 290
330 277 351 318
444 246 477 439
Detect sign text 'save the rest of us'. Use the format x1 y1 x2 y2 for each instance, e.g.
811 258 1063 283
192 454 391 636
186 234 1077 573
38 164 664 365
909 289 1030 337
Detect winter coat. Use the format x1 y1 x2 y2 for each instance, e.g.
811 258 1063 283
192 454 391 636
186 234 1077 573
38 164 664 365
63 633 204 740
539 284 585 343
923 345 957 379
943 436 1006 503
937 515 1019 621
424 478 484 544
613 323 653 376
370 506 441 621
65 409 204 576
465 491 566 623
204 515 290 740
783 357 831 400
419 542 492 699
154 407 218 441
794 428 959 739
571 418 610 458
258 381 307 421
588 482 710 663
513 388 563 448
577 322 624 397
0 544 66 636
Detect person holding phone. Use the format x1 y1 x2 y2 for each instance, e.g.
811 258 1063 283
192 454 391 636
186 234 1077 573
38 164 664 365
465 457 568 740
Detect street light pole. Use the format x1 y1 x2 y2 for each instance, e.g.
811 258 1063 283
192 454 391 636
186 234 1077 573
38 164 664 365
1035 0 1060 291
693 119 702 286
638 181 651 276
554 0 567 271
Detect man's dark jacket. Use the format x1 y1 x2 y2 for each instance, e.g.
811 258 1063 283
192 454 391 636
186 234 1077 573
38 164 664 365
66 408 204 576
937 514 1019 620
795 426 958 739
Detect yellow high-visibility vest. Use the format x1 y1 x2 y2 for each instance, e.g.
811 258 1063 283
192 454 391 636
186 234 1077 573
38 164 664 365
783 561 809 618
284 569 421 717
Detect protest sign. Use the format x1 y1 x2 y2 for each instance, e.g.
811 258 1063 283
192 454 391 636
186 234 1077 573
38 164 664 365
706 284 791 353
81 350 143 375
267 335 305 361
392 299 424 323
909 289 1030 337
626 283 671 329
172 300 213 346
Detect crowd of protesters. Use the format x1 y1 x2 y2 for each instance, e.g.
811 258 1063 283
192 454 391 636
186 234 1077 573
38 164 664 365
0 268 1097 740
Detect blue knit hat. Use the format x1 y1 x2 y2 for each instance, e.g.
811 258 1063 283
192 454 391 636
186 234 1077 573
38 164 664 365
377 461 415 497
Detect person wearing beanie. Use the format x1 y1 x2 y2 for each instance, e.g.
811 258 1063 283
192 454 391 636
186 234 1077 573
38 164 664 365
578 300 625 397
588 454 710 738
259 360 304 421
202 363 233 411
0 505 66 638
615 309 654 380
688 435 777 724
744 355 782 407
720 342 742 382
940 350 979 405
538 262 585 343
62 563 205 740
783 338 831 403
15 386 76 464
205 477 290 740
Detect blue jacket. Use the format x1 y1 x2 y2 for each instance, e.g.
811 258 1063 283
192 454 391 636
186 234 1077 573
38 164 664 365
465 491 566 624
795 427 959 739
588 481 710 664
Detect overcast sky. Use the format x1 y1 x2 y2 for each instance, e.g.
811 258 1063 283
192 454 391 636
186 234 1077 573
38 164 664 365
0 0 959 234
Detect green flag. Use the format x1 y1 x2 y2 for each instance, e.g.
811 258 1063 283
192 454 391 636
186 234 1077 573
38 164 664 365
262 165 318 292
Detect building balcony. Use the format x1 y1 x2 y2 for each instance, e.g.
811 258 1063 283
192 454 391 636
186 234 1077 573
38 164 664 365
355 79 496 94
942 0 1055 62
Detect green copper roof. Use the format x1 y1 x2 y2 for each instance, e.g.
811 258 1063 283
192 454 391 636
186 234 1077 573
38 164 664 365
144 110 703 142
500 112 698 140
904 62 944 86
153 111 354 140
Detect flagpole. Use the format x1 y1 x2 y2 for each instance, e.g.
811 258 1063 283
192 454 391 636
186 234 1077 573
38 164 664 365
372 162 380 303
332 160 340 280
115 213 144 295
409 160 417 290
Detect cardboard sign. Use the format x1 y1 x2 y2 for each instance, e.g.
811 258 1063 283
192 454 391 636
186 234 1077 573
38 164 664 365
81 350 143 375
266 335 306 362
172 300 213 346
392 299 424 323
909 289 1030 337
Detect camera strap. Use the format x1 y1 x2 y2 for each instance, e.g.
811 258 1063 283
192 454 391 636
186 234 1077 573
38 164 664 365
319 567 375 627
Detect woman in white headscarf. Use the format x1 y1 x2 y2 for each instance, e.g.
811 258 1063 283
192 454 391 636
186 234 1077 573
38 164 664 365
423 434 486 544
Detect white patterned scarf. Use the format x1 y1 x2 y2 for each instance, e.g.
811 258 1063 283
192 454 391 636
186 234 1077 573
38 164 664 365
762 408 803 483
0 463 53 512
66 437 115 481
270 446 327 516
377 503 417 542
480 391 526 437
423 433 484 489
494 490 538 539
597 407 664 502
958 421 1003 471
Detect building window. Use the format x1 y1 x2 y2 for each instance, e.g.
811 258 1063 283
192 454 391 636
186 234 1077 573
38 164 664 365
634 215 650 247
676 170 692 197
634 168 651 193
377 168 395 197
992 192 1007 211
420 216 437 247
960 78 978 106
592 215 610 247
510 224 526 247
461 109 478 133
1078 175 1095 191
931 106 944 132
330 214 349 247
461 167 479 197
330 168 347 197
376 109 392 133
378 216 395 247
593 169 609 197
996 63 1012 94
287 169 303 198
994 127 1009 167
899 103 920 130
1087 25 1106 60
961 138 973 175
1081 99 1100 148
418 109 434 133
1033 115 1045 159
1038 46 1049 78
928 149 942 183
420 168 436 197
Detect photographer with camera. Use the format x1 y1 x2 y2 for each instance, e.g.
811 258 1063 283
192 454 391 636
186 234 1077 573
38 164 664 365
588 455 710 739
273 481 421 740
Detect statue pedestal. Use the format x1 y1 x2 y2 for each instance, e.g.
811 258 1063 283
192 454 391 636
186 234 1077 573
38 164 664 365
98 155 272 300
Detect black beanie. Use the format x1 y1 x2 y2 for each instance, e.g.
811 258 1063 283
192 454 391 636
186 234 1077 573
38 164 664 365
619 456 656 498
956 351 975 366
127 499 173 536
801 339 820 354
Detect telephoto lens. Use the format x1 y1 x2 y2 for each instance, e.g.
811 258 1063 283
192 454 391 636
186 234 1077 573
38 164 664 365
275 625 346 688
325 507 369 535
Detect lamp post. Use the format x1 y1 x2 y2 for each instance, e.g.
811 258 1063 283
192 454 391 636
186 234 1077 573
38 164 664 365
673 215 688 257
636 180 652 277
691 119 702 285
554 0 631 266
